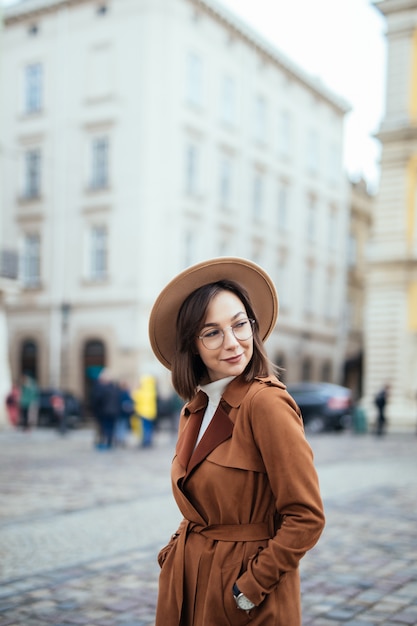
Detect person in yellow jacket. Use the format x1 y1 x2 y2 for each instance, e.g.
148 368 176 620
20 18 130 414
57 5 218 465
132 375 157 447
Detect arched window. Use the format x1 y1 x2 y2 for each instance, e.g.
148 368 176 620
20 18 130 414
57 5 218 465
274 352 286 383
83 340 106 409
20 339 38 381
301 357 312 381
321 361 332 383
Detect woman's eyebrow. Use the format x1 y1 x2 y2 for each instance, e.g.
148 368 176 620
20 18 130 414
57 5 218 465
200 311 246 329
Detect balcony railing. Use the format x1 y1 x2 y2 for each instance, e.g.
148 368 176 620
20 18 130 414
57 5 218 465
0 249 18 280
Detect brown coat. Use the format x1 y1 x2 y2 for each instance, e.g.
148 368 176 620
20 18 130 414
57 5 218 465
155 375 325 626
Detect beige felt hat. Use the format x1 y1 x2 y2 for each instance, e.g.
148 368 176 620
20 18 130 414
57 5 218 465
148 257 279 370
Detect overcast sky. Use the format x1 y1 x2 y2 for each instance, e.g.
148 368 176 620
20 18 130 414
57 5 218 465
2 0 387 187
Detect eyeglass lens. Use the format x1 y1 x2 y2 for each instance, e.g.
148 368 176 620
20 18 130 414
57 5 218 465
200 319 254 349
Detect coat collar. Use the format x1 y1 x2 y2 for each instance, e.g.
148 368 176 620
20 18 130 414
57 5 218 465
183 375 251 417
183 374 282 416
218 373 281 409
176 375 280 479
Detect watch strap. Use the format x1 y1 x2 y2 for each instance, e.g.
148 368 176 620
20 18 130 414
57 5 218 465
233 583 240 597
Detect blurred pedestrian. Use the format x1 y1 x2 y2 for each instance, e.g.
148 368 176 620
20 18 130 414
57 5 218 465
5 383 20 427
91 370 120 449
51 392 67 435
132 375 157 447
115 381 133 447
148 257 325 626
374 383 390 436
19 375 39 430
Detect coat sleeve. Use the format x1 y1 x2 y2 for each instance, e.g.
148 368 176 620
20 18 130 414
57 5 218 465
236 384 325 605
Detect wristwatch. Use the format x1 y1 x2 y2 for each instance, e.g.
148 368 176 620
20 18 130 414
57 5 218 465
233 583 255 611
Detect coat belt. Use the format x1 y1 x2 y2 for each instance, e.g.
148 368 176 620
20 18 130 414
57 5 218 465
188 520 273 541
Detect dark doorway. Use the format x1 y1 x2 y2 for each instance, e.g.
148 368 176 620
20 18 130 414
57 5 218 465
20 339 38 381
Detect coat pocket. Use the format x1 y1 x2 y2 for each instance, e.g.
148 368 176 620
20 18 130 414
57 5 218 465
221 562 254 625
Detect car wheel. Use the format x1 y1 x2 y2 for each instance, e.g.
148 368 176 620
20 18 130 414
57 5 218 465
304 415 326 435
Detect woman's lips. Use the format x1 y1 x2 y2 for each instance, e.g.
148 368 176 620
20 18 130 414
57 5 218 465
223 354 242 364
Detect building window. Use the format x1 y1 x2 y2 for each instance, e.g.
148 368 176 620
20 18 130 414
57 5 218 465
306 129 319 174
301 357 313 381
328 143 340 184
277 110 291 157
23 149 41 199
90 137 109 189
186 52 203 107
183 230 197 268
304 265 314 314
275 352 286 382
252 172 264 221
324 272 335 319
277 182 289 230
90 226 108 280
22 233 41 288
328 207 337 250
306 196 316 242
24 63 43 113
277 254 289 309
218 236 232 257
219 155 233 208
321 361 332 382
220 75 235 125
254 95 267 143
348 232 357 267
185 142 200 195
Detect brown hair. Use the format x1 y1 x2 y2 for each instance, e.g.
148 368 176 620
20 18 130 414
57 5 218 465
171 280 274 400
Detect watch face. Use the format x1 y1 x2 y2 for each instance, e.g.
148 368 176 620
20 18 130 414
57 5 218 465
236 594 255 610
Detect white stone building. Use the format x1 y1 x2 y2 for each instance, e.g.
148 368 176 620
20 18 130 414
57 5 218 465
364 0 417 431
344 178 374 402
1 0 351 407
0 1 20 429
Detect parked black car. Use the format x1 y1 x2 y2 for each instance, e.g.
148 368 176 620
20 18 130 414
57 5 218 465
286 382 353 434
37 389 84 428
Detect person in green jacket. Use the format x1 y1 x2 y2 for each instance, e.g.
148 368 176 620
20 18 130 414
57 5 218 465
19 374 39 430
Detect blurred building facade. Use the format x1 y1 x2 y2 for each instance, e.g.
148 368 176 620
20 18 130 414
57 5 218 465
0 1 20 428
365 0 417 429
1 0 352 408
343 178 374 402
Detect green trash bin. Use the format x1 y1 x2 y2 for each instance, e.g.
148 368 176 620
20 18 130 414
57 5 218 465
352 406 368 434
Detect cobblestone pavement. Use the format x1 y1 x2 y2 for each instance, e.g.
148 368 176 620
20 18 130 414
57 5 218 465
0 424 416 625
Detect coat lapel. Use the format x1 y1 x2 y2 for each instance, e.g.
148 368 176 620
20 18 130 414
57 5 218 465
186 401 234 476
176 408 205 470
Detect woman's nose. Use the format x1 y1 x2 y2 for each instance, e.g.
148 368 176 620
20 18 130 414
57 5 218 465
222 327 239 348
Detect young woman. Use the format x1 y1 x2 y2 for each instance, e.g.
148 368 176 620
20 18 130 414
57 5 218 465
148 257 325 626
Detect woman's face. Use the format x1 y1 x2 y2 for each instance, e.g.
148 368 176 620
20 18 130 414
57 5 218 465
196 290 254 382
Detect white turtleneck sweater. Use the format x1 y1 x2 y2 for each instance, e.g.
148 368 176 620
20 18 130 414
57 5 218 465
195 376 235 447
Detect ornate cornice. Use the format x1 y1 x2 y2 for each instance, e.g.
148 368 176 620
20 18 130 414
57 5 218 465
376 123 417 142
374 0 417 16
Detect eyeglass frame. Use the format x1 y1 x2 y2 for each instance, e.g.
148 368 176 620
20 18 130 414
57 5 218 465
197 318 256 350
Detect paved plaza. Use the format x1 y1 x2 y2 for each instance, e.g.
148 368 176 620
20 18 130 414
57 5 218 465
0 422 416 625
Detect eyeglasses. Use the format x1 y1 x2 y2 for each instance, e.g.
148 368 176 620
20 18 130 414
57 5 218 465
197 318 255 350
